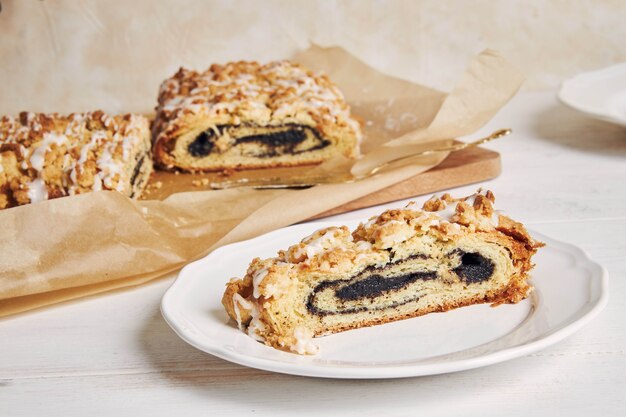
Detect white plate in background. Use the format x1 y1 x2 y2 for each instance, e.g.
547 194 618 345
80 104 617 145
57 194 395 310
558 62 626 126
161 221 608 379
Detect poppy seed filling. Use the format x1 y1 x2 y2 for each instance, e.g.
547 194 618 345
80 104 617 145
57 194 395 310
453 251 495 283
188 123 330 158
129 154 146 187
306 251 495 317
335 271 437 301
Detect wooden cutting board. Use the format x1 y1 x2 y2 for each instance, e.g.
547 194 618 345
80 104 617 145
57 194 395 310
310 145 500 219
145 145 500 219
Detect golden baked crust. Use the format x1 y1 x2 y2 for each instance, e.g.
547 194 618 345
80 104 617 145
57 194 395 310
0 111 152 209
222 190 544 354
152 60 361 172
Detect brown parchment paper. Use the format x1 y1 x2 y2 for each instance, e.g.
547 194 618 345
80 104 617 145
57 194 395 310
0 46 523 316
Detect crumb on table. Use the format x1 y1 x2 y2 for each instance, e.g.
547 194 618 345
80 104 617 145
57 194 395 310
191 178 211 187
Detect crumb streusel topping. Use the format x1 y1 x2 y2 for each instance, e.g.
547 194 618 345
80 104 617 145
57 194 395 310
153 60 361 146
0 111 149 206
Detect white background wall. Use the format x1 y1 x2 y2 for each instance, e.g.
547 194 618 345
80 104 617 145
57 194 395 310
1 0 624 114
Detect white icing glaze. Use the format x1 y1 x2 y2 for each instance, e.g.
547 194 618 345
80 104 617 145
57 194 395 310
355 240 373 251
428 218 442 227
96 140 124 191
302 236 330 259
121 116 143 160
24 131 68 204
246 307 266 342
436 201 459 222
296 228 350 260
379 220 415 247
291 327 319 355
262 283 280 299
252 268 269 299
447 223 462 234
69 130 108 186
62 154 71 170
92 173 103 191
259 263 292 299
231 293 252 331
26 178 48 203
232 293 266 341
80 131 107 164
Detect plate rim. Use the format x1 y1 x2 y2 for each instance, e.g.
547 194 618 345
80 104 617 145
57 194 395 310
161 222 609 379
557 61 626 126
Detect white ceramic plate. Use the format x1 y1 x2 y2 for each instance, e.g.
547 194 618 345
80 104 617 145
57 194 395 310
558 62 626 126
161 221 608 379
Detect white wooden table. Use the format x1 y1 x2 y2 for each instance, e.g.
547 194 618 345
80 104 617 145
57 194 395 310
1 92 624 416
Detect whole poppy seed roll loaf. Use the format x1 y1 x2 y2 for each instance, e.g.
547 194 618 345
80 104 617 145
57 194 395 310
152 60 361 172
